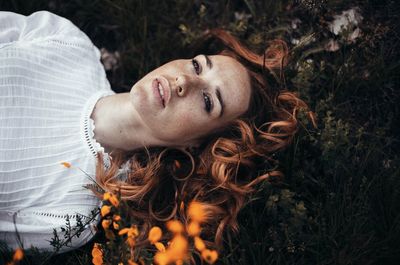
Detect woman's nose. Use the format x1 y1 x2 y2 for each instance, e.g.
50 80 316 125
175 74 202 97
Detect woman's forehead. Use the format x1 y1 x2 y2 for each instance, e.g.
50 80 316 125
209 55 249 82
208 55 251 120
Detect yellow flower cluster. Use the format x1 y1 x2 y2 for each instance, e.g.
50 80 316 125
149 202 218 265
6 248 24 265
97 192 140 264
187 202 218 264
150 223 188 265
118 225 139 249
100 192 124 241
93 192 218 265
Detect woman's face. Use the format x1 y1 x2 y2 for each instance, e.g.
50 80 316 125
129 54 251 147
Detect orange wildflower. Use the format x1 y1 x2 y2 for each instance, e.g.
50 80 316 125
101 219 111 230
187 221 201 236
194 236 206 252
168 235 188 260
113 222 120 230
201 249 218 264
188 202 206 223
13 248 24 261
154 242 166 252
60 162 71 168
92 255 103 265
154 251 170 265
103 192 111 200
109 195 119 207
101 205 111 217
148 226 162 244
166 220 184 234
118 227 130 235
113 214 121 221
129 226 139 237
91 243 103 265
103 192 119 207
119 225 139 248
92 243 102 257
175 260 184 265
119 226 139 237
126 236 136 248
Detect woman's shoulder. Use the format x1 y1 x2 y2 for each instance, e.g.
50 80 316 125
28 11 93 46
0 10 92 46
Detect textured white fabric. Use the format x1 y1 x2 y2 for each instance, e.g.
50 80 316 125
0 11 116 252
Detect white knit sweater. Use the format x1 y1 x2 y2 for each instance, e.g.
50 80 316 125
0 11 116 252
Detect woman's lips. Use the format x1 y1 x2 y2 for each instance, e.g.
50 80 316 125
152 79 164 107
152 77 170 108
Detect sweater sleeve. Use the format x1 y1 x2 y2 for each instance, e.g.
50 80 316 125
0 10 91 48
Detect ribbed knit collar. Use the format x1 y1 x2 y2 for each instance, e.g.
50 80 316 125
81 90 116 169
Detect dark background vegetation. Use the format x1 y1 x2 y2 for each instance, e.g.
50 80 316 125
0 0 399 264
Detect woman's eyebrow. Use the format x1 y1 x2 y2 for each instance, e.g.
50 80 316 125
203 54 213 69
216 87 224 118
201 54 222 116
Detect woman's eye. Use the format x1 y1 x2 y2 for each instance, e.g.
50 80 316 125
192 59 201 75
203 92 212 113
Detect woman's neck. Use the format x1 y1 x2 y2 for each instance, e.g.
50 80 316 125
90 93 162 154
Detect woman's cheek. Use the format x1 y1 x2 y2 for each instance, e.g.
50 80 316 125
178 111 195 125
173 112 200 135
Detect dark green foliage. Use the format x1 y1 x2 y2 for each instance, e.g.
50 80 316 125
0 0 399 264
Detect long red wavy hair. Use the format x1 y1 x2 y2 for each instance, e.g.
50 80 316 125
93 29 316 252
